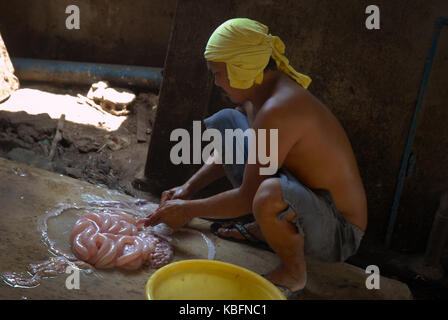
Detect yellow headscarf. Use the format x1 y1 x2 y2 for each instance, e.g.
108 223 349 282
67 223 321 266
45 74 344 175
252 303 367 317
204 18 311 90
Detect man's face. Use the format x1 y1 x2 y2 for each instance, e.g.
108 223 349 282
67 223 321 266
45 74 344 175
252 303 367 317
207 61 247 104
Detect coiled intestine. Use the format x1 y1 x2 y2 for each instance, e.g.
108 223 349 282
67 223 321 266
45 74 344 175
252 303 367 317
1 196 215 288
70 211 173 269
79 197 216 260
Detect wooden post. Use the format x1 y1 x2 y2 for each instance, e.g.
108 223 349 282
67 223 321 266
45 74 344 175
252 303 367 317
141 0 234 193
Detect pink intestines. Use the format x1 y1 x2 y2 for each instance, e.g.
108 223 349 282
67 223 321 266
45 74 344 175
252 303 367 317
70 211 173 270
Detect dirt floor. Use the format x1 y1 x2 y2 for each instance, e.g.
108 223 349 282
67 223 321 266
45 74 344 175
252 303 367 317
0 82 158 201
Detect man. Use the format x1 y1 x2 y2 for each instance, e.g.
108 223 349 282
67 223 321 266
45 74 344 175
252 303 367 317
140 18 367 294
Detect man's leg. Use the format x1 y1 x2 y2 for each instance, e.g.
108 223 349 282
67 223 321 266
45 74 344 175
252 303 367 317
203 108 250 187
204 108 254 226
252 178 307 292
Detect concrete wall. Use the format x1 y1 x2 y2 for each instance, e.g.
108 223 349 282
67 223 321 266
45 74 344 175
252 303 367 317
228 0 448 252
1 0 447 252
0 0 176 66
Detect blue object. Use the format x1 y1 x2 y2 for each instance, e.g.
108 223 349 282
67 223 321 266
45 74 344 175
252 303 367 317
11 58 163 88
385 18 448 248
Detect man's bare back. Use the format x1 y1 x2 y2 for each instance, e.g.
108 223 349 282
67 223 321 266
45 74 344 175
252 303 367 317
248 72 368 231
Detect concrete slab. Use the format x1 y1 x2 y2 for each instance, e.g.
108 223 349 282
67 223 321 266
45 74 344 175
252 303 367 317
0 157 412 299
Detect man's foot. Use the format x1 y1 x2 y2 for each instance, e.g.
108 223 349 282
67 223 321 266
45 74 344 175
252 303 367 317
264 263 307 293
217 221 266 243
210 221 273 251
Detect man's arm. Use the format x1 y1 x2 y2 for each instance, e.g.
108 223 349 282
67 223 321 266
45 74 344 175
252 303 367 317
143 100 304 228
184 102 302 219
160 150 226 205
185 150 226 195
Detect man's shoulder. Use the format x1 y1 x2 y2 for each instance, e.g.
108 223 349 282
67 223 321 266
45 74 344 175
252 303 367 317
261 85 312 122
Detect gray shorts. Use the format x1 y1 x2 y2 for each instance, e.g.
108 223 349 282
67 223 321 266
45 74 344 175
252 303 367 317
204 108 364 262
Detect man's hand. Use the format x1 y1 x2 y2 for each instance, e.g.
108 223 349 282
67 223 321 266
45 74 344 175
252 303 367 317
160 184 192 206
138 199 191 230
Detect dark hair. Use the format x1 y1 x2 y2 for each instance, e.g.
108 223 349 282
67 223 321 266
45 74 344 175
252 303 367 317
265 57 277 71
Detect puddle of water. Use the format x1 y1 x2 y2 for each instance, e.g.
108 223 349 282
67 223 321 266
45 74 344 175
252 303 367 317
1 195 215 293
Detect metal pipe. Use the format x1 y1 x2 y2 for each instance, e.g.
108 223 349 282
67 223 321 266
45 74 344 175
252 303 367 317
11 58 163 89
385 18 448 248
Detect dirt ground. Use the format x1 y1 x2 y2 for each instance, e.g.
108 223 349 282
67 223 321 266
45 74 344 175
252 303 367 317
0 82 159 201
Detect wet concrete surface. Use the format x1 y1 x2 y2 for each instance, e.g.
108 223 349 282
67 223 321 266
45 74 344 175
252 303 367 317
0 158 412 299
0 157 280 299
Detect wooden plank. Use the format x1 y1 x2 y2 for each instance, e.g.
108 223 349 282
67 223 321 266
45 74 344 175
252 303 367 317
136 104 149 143
48 114 65 161
143 0 235 192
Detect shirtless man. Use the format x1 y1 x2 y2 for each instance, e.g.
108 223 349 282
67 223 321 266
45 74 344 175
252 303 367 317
140 18 367 294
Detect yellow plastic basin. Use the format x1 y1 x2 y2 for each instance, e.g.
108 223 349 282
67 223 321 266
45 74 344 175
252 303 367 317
145 259 286 300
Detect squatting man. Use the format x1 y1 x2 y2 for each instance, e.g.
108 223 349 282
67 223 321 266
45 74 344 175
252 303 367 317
139 18 368 295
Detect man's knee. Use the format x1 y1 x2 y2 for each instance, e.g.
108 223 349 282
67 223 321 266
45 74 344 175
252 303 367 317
203 108 242 131
252 178 288 221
